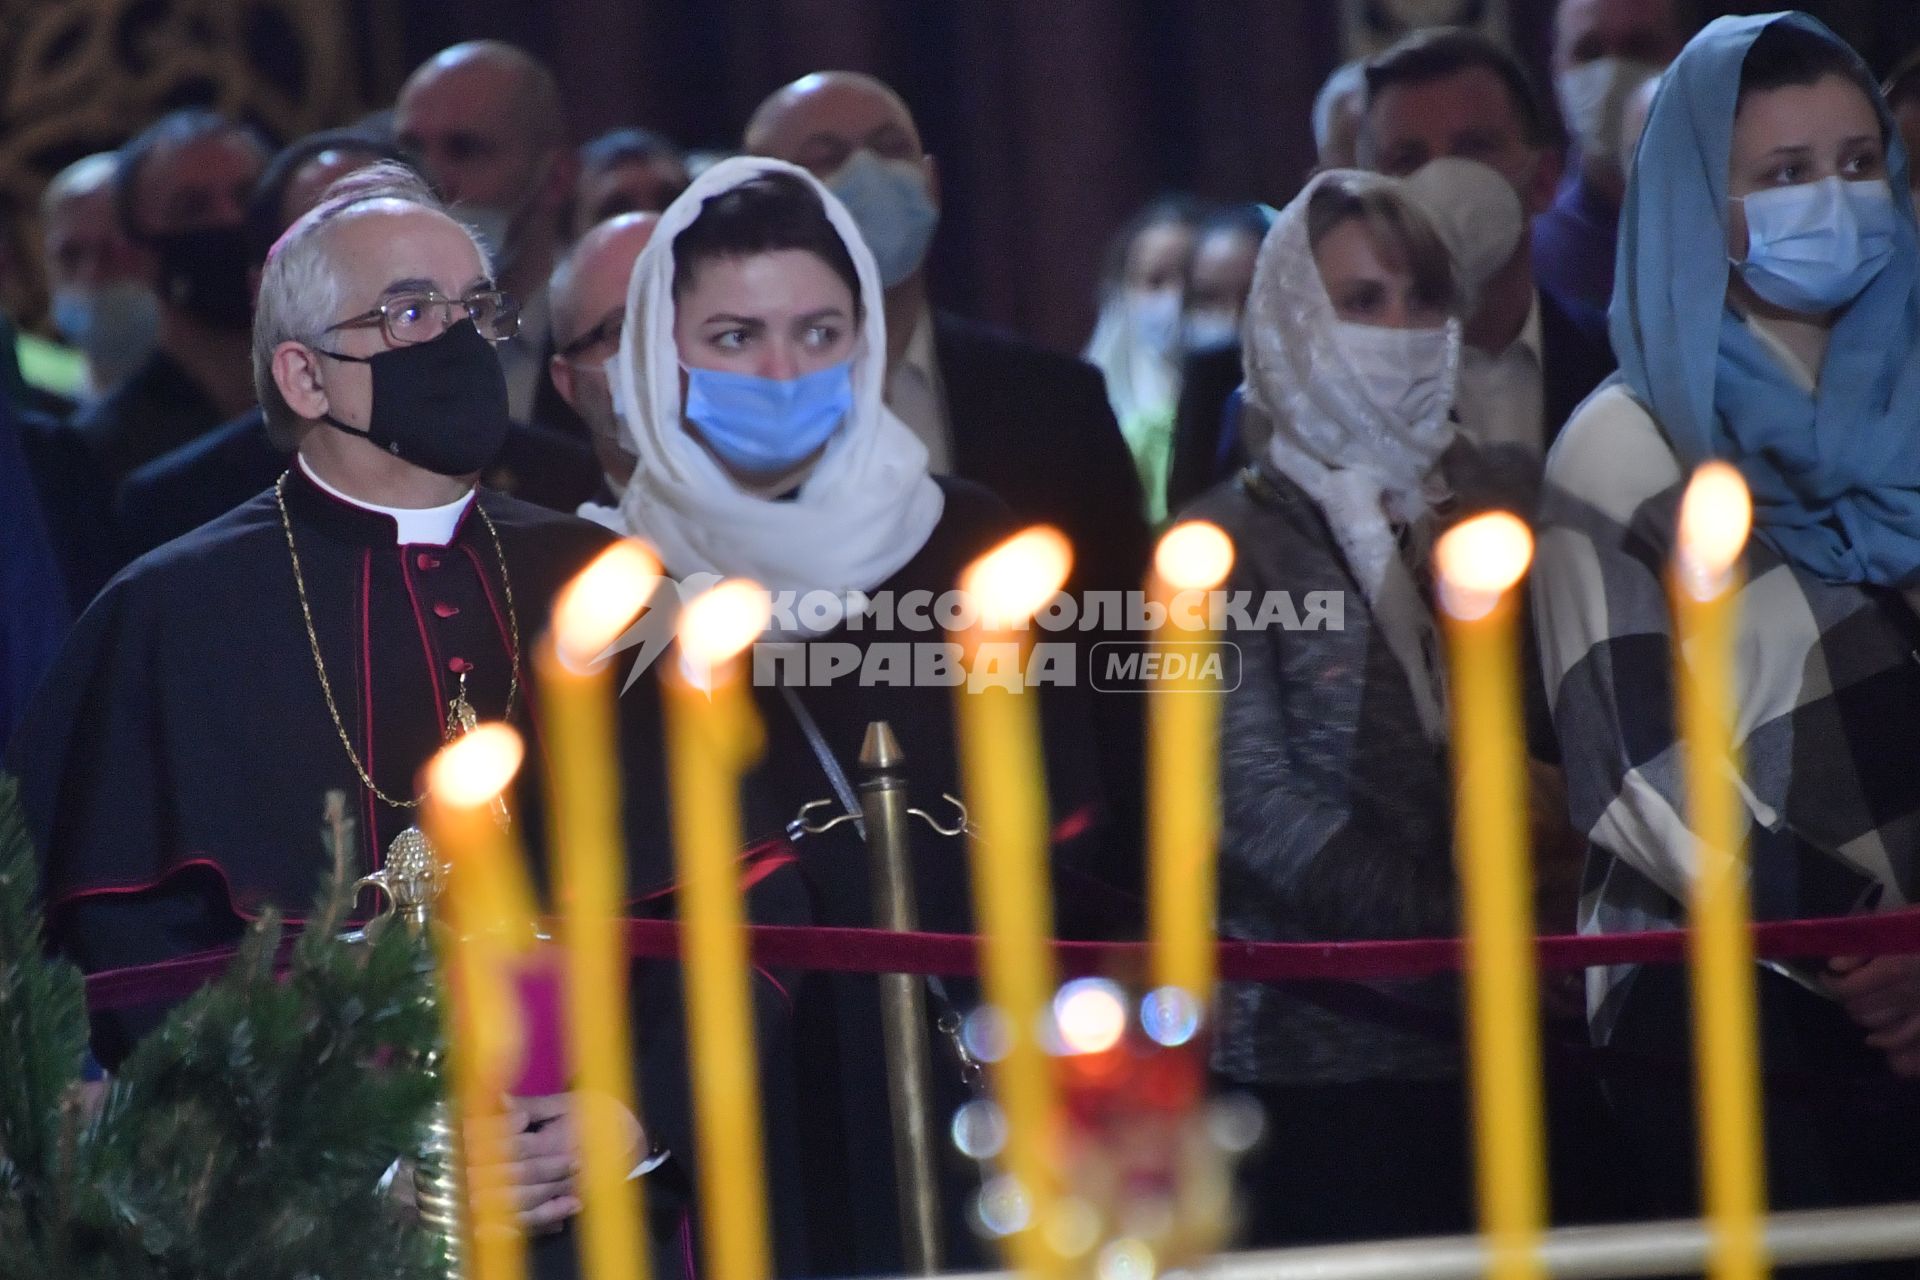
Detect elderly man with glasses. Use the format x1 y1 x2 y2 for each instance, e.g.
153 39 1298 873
6 161 701 1279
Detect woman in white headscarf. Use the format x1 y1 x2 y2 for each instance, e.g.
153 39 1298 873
609 155 1114 1274
1178 169 1572 1245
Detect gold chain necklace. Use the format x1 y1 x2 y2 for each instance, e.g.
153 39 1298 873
275 472 523 810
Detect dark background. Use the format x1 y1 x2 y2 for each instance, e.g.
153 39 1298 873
5 0 1919 354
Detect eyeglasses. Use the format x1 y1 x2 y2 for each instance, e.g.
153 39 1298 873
323 288 522 346
556 311 624 360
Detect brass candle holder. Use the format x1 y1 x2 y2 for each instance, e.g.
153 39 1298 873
358 826 465 1279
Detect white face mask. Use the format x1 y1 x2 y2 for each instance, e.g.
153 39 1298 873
1557 56 1664 167
1182 308 1241 351
1333 317 1461 436
1125 287 1183 357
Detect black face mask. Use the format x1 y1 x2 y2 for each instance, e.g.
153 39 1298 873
152 224 254 331
315 319 512 477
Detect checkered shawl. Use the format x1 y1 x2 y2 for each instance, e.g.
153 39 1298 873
1535 383 1920 1043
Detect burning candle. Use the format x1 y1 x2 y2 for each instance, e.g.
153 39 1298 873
1432 511 1546 1280
1147 520 1236 1007
425 723 540 1280
540 539 665 1280
953 526 1074 1276
1672 463 1764 1280
666 579 773 1280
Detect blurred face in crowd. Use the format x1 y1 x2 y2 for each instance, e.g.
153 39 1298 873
1724 72 1885 263
574 156 686 236
45 175 146 294
1553 0 1684 192
1367 66 1559 219
275 203 492 446
745 74 941 292
1553 0 1686 75
1124 220 1193 296
672 248 858 483
133 130 266 240
1186 225 1261 335
1314 215 1447 331
395 45 570 275
748 74 925 180
549 213 657 484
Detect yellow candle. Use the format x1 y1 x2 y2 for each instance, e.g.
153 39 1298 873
425 723 541 1280
666 580 774 1280
1147 520 1236 1005
1672 463 1765 1280
953 526 1073 1277
541 540 665 1280
1432 512 1547 1280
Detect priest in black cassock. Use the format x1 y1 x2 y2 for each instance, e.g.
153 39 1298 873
5 162 691 1278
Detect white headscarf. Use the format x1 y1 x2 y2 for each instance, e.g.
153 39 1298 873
1244 169 1463 739
611 156 945 630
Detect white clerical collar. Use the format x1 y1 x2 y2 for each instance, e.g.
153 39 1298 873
297 454 475 546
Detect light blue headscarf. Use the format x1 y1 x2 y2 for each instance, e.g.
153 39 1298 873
1611 11 1920 585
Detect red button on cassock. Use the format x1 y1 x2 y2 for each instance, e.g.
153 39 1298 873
447 657 474 674
434 602 460 618
415 553 441 571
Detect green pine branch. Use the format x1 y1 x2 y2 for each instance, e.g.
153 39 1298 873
0 778 447 1280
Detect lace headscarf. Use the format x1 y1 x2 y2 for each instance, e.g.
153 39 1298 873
1244 169 1463 738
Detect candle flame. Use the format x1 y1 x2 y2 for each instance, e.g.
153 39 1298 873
1433 510 1534 621
553 539 663 671
678 579 771 666
1677 462 1752 601
1154 520 1235 592
426 722 525 809
960 526 1074 627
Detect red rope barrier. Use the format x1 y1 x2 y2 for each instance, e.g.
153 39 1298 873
80 907 1920 1012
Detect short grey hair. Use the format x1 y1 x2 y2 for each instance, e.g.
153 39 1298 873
252 160 492 450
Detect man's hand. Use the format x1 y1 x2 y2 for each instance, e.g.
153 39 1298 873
488 1094 583 1232
391 1093 647 1232
1824 954 1920 1077
488 1093 648 1232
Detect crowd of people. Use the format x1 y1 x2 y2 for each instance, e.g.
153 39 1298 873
7 3 1920 1277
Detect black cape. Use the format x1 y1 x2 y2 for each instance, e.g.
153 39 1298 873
4 464 714 1280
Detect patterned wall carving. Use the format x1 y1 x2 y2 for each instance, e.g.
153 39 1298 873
0 0 380 324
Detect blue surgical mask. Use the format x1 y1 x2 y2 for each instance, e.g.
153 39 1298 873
826 150 938 288
52 282 161 391
1734 177 1897 314
682 359 853 475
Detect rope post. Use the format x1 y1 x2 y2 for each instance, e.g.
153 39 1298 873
859 720 945 1275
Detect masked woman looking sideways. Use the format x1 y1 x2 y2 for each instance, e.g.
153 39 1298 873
608 156 1114 1275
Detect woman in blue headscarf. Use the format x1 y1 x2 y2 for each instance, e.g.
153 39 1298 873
1535 11 1920 1231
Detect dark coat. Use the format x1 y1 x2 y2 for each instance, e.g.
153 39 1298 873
68 348 224 490
934 312 1149 886
934 311 1149 596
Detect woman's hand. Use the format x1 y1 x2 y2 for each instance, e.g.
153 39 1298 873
1825 954 1920 1077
